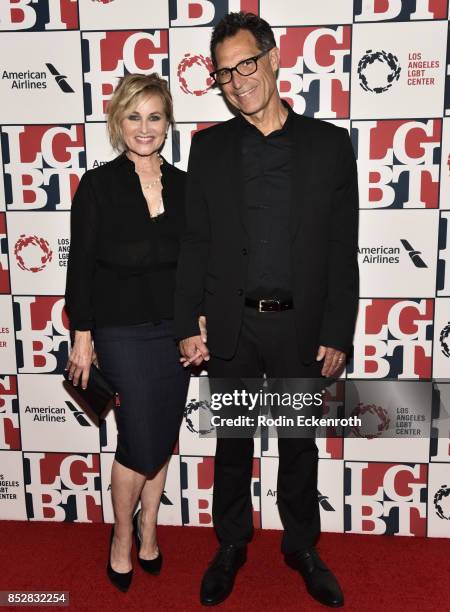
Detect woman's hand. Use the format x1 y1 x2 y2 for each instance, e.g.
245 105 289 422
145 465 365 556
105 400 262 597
179 315 208 367
66 330 94 389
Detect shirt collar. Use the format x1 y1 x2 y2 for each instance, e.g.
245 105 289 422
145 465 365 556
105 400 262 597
238 99 294 135
111 151 132 168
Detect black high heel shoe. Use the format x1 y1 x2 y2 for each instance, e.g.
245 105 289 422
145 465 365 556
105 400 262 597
107 526 133 592
133 509 163 575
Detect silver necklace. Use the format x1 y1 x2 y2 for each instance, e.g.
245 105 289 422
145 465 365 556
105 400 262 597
141 153 163 189
140 154 164 217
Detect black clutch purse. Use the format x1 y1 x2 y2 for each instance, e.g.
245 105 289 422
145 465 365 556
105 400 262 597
63 363 117 419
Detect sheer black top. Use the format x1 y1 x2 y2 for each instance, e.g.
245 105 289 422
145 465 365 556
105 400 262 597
65 153 186 331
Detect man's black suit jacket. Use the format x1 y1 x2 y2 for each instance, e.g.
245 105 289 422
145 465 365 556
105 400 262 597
174 109 359 363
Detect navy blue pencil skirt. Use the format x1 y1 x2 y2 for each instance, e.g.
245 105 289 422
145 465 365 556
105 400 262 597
94 319 189 474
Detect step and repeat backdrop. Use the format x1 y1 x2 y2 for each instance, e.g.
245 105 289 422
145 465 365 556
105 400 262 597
0 0 450 538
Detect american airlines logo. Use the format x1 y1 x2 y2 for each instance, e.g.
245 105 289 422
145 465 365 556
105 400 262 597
359 240 428 267
2 64 74 92
160 490 173 506
318 491 335 512
45 63 74 93
24 401 92 426
400 240 428 268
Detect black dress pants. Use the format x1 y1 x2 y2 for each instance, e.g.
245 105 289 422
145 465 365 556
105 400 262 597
208 306 322 555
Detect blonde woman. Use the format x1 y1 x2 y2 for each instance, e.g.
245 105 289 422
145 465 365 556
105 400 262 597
65 74 189 592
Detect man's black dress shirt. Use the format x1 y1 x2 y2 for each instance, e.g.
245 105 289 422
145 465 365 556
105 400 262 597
65 153 186 331
241 104 294 299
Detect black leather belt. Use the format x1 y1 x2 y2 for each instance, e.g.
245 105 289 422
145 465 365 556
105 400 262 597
245 297 294 312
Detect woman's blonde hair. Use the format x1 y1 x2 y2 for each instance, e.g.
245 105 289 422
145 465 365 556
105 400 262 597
107 73 174 151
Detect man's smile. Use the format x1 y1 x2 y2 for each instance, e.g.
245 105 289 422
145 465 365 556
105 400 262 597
236 86 257 98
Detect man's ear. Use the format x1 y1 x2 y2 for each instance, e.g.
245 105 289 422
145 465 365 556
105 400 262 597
270 47 280 73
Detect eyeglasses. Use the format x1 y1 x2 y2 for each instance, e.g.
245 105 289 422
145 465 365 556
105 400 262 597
210 48 274 85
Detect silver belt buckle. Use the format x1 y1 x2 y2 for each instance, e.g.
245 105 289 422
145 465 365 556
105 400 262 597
259 299 280 312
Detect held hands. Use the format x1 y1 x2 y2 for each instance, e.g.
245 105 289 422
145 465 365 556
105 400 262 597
179 321 345 375
316 345 346 378
179 315 209 368
66 330 96 389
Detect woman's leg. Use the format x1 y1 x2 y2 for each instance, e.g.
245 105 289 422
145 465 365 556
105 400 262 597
110 459 146 572
138 458 170 560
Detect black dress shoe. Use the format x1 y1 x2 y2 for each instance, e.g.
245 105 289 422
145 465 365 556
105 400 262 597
107 527 133 593
200 544 247 606
285 547 344 607
133 509 162 575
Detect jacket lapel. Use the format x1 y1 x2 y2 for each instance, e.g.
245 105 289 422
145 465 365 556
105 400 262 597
229 118 248 235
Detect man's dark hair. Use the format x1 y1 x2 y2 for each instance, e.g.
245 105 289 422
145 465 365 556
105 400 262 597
210 12 276 67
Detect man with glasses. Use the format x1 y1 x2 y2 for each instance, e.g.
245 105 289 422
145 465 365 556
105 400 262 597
175 12 358 608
